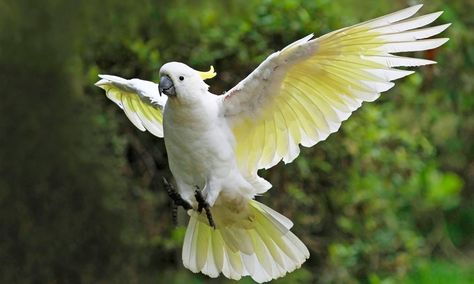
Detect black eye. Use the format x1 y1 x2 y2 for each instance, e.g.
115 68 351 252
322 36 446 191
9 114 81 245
179 76 184 81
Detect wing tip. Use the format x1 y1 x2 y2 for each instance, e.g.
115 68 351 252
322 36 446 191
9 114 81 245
435 37 450 47
97 74 112 82
95 74 115 86
427 11 444 21
400 4 424 17
436 23 452 35
95 79 107 87
411 4 424 12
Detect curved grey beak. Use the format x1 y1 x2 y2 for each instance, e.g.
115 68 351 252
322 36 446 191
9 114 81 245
159 75 175 97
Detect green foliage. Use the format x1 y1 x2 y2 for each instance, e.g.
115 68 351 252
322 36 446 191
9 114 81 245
405 260 474 284
1 0 473 283
0 0 141 282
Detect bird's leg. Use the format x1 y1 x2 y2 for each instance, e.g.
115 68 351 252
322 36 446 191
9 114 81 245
163 177 192 225
194 187 216 229
171 202 178 226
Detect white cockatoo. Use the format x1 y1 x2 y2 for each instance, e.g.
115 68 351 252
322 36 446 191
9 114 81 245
96 5 449 283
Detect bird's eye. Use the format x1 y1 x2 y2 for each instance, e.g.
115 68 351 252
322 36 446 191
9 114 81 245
179 76 184 81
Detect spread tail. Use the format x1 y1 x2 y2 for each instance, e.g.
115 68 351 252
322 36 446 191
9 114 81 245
182 200 309 283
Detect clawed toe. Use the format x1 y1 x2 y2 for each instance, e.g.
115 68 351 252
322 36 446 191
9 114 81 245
163 178 193 225
194 188 216 229
162 178 216 229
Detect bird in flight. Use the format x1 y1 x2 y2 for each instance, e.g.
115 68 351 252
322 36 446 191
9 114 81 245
96 4 449 283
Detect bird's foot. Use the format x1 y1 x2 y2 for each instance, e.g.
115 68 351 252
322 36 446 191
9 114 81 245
163 177 192 225
195 188 216 229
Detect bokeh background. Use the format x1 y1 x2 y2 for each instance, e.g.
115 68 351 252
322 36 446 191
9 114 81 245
1 0 473 283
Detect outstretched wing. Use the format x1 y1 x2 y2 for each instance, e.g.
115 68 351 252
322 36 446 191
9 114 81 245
221 4 449 175
95 75 167 138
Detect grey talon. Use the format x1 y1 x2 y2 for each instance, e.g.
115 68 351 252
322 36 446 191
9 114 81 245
194 188 216 229
163 177 192 222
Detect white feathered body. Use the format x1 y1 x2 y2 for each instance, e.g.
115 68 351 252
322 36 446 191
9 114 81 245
163 91 254 211
162 91 309 283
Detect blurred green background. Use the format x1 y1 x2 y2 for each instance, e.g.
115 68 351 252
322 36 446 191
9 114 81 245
1 0 473 283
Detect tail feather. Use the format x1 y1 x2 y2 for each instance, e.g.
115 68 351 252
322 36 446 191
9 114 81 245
257 201 294 229
222 239 244 280
196 222 210 271
201 231 219 277
182 214 197 272
182 200 309 283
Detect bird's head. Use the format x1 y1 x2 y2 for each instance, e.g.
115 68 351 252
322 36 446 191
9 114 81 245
158 62 216 103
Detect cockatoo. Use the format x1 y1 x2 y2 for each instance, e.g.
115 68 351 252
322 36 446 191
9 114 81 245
96 5 449 283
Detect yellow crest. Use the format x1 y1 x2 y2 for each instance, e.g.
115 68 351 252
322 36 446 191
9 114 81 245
197 66 217 80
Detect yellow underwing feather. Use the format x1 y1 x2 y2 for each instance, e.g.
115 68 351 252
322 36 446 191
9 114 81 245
222 5 449 190
95 75 166 137
122 95 146 131
274 106 289 159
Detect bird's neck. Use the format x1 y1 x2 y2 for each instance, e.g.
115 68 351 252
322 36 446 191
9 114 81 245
165 93 218 127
